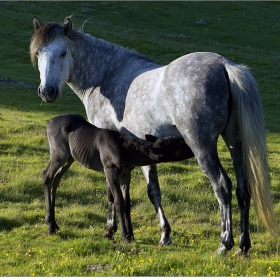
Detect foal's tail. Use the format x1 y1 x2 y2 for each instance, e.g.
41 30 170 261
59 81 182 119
224 61 279 241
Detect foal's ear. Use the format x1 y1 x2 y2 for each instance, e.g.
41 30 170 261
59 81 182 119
63 16 73 36
33 17 41 31
145 134 158 142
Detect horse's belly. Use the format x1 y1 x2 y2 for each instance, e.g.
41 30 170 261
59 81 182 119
121 67 181 138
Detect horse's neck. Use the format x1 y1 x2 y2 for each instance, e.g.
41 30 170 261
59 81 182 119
67 33 160 128
67 34 159 99
67 36 116 91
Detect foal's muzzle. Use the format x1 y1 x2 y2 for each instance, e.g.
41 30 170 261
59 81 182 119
38 85 60 103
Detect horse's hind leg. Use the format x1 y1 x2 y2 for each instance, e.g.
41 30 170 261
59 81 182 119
194 147 234 254
222 118 251 256
232 149 251 256
141 165 172 246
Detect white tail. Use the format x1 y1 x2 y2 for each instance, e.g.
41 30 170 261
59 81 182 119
224 62 279 241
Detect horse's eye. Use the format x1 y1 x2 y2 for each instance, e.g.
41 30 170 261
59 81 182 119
36 51 39 57
61 51 67 57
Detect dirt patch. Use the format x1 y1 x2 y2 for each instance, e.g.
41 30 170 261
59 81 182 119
86 264 110 272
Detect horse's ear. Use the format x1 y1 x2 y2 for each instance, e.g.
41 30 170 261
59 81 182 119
63 17 73 36
33 17 41 31
145 134 158 142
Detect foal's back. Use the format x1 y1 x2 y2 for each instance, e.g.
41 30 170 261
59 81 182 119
47 114 132 172
48 114 102 171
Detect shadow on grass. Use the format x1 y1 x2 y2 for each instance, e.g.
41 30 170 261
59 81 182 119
0 86 85 116
0 142 48 156
0 218 21 231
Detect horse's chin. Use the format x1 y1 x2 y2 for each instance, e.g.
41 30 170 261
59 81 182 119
45 97 59 103
39 92 61 103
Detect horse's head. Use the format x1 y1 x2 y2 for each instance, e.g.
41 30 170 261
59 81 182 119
30 16 73 103
144 134 194 162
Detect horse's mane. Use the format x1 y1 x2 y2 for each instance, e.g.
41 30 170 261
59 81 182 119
30 19 157 67
30 22 82 66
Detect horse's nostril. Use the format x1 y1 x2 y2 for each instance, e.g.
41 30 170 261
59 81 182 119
50 86 59 96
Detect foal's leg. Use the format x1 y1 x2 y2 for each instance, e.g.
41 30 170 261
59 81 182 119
103 171 134 241
141 165 172 245
104 167 131 243
42 159 73 234
120 170 134 241
103 179 117 240
42 161 59 234
222 117 251 256
194 147 234 254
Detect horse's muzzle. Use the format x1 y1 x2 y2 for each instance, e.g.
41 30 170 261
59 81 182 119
38 85 60 103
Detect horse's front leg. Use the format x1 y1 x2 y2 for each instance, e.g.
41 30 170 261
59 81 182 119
141 165 172 246
104 167 130 243
103 179 117 240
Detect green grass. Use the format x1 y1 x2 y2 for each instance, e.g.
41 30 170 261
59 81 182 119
1 1 280 276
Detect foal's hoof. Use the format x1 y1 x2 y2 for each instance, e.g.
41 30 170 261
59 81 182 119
47 224 59 234
127 234 135 242
103 231 114 240
235 248 250 257
122 234 134 243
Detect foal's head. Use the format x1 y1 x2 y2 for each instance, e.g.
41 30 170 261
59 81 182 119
30 16 74 103
144 135 193 162
122 133 193 162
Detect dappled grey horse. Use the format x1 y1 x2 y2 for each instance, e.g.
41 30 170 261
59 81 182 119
43 113 193 242
31 16 279 255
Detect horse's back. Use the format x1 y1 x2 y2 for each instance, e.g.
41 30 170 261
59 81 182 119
122 52 230 140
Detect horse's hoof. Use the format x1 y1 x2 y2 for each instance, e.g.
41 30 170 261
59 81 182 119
215 244 228 256
159 238 172 246
158 229 172 246
235 248 250 257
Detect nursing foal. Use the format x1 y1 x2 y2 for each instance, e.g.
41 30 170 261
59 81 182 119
42 114 193 242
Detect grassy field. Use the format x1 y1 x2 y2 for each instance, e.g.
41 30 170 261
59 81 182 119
1 1 280 276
